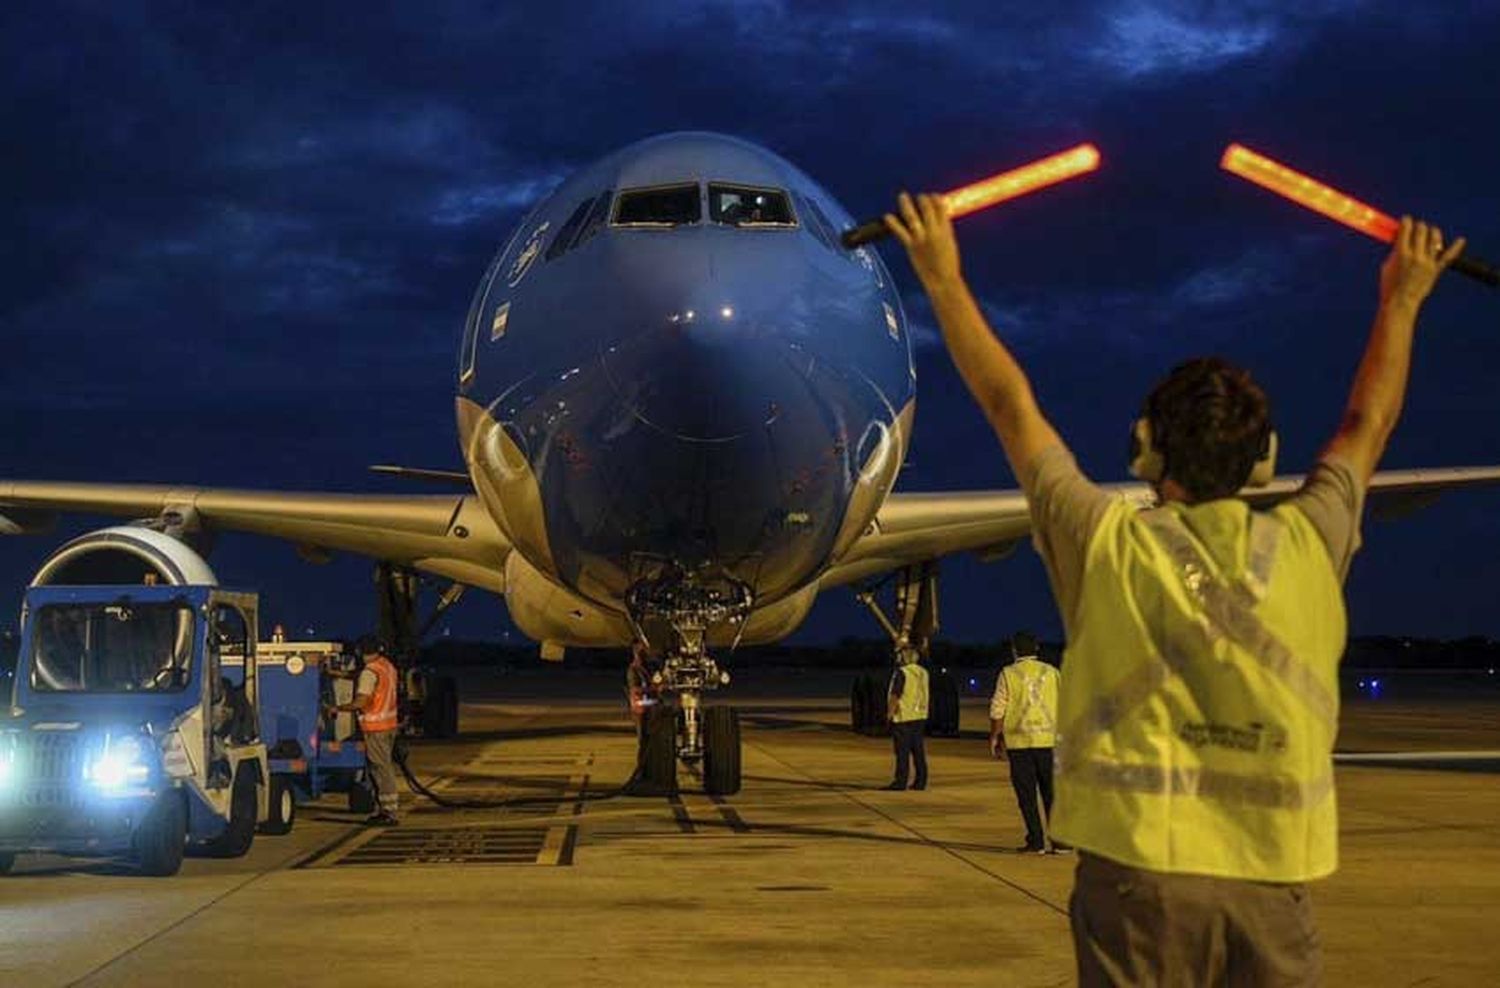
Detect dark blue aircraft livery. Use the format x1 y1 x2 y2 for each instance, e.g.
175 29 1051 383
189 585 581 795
6 131 1499 666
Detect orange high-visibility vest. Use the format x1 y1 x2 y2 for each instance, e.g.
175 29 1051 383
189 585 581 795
359 656 399 734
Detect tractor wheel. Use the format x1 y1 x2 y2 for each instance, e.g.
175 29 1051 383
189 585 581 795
134 790 187 876
202 767 258 858
258 776 297 835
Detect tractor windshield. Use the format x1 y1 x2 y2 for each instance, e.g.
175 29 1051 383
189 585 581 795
29 602 196 693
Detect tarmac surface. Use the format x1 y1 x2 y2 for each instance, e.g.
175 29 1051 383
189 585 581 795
3 667 1498 987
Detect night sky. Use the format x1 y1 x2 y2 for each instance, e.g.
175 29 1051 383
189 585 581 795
4 3 1499 648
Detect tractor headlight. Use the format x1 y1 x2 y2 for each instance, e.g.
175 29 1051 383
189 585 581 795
84 732 152 792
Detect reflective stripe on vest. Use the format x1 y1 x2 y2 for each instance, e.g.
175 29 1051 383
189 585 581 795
1002 659 1058 748
359 657 399 734
1051 499 1345 883
890 664 929 723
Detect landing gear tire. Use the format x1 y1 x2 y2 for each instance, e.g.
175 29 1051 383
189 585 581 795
258 776 297 835
421 675 460 739
134 790 187 877
925 671 961 737
850 676 869 733
852 674 889 737
627 703 678 796
702 706 742 796
441 676 460 737
202 768 258 858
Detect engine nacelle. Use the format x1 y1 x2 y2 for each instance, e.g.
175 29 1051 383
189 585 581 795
30 526 218 588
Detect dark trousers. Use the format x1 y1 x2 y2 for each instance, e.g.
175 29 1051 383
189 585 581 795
1071 852 1323 986
1007 746 1054 847
890 720 928 788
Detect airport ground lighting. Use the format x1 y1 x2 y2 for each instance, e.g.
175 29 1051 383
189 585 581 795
1222 143 1499 287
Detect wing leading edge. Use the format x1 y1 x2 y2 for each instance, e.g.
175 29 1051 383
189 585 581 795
820 465 1500 590
0 481 509 593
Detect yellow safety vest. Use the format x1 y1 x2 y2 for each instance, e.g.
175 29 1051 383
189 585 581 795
890 663 929 723
1002 658 1059 749
1051 497 1344 883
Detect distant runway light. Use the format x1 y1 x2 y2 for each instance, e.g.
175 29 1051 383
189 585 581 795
841 143 1102 248
721 306 734 319
1221 143 1499 287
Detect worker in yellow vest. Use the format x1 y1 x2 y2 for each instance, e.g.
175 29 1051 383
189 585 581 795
883 646 929 791
887 191 1463 984
989 630 1065 854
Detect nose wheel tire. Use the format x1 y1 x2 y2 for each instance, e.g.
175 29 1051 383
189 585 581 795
626 703 679 796
259 776 297 835
702 706 741 796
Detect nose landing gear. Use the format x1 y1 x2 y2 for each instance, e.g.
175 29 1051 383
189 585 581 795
626 572 749 796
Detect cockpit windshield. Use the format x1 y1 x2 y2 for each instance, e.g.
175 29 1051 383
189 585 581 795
613 184 701 226
29 602 196 693
708 184 795 227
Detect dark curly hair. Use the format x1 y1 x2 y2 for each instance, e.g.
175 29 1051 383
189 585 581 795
1144 357 1271 502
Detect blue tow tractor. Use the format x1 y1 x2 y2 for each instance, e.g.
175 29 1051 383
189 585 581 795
0 528 309 876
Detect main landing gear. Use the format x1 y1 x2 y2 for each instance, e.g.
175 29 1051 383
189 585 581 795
850 562 960 738
625 572 748 797
374 562 464 739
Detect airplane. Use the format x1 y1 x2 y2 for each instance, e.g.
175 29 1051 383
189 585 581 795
5 131 1500 794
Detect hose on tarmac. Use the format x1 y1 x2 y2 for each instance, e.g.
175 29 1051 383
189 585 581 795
391 738 628 810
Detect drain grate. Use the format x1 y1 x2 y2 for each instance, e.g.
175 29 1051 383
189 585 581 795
332 827 550 866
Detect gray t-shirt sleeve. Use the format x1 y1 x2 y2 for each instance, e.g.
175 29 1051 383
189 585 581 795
355 667 378 698
1025 445 1116 632
1283 457 1366 581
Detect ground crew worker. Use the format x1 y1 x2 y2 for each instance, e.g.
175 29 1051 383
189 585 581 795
883 645 929 790
330 636 401 826
626 641 658 740
887 191 1463 984
989 630 1066 854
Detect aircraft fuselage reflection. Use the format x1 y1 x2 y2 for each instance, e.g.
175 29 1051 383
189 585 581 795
457 133 914 626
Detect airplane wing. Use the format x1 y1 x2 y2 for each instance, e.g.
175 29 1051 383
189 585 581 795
819 465 1500 590
0 481 509 592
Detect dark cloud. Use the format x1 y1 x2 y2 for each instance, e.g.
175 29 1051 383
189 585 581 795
3 1 1499 643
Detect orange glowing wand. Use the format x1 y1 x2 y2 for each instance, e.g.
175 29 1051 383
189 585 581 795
841 143 1102 248
1222 143 1498 287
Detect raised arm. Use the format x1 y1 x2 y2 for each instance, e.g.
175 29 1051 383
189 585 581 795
1324 217 1466 485
886 193 1065 487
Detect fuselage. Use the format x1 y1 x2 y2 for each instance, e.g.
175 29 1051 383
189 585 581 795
456 133 915 641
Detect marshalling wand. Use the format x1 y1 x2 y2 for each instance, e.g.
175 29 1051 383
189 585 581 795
841 143 1102 249
1221 143 1499 287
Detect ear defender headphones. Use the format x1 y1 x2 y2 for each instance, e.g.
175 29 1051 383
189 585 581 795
1128 417 1278 488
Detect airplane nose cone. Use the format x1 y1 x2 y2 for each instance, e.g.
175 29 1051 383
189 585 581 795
601 307 802 442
